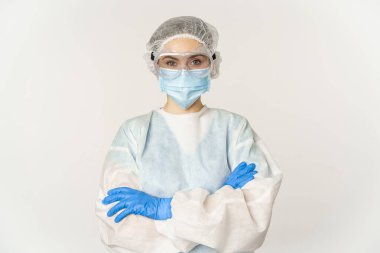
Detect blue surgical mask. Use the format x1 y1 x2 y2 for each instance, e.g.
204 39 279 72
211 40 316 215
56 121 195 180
159 68 211 109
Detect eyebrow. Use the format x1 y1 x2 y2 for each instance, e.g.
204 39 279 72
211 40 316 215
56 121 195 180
160 54 206 60
161 56 179 60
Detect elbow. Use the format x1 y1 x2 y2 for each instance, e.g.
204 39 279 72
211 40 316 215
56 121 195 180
218 227 269 253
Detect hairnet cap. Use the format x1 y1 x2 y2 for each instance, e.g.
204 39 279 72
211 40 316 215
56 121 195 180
143 16 222 79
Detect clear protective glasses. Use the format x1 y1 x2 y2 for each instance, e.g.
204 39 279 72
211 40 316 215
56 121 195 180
154 51 213 80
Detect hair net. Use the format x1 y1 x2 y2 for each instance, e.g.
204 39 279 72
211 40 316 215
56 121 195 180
143 16 222 79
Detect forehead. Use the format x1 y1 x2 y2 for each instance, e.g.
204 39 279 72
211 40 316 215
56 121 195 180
162 38 203 53
159 53 208 60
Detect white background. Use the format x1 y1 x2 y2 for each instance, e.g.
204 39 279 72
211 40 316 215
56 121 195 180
0 0 379 252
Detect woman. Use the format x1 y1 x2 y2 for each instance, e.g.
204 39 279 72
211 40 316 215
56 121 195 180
95 16 283 253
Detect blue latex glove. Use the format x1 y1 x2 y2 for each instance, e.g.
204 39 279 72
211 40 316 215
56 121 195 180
102 187 173 223
222 161 257 189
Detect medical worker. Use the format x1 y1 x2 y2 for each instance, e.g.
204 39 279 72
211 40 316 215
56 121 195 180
95 16 283 253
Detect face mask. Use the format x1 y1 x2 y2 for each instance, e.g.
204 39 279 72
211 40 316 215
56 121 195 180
159 68 211 109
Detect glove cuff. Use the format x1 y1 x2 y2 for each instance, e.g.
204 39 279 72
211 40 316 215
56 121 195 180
156 197 173 220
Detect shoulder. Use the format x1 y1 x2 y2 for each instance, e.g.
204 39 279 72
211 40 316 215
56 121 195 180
212 107 259 139
211 107 250 127
119 110 153 137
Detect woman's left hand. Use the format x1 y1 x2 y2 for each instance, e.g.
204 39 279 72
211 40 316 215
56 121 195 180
222 161 257 189
102 186 173 223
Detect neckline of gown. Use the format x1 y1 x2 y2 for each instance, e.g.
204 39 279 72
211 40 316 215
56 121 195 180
155 104 208 119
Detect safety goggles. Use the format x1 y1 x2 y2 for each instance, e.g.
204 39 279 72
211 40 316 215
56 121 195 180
152 51 215 79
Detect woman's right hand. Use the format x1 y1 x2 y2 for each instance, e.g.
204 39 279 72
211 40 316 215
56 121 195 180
222 161 257 189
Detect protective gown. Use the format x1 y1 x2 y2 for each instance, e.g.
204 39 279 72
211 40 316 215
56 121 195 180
94 104 283 253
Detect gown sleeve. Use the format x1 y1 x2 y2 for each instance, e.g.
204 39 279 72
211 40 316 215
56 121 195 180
154 117 284 253
94 120 198 253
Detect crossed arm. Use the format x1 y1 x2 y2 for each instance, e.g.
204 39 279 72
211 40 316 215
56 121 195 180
94 118 283 253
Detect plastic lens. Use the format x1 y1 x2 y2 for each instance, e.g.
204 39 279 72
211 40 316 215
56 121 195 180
157 53 211 70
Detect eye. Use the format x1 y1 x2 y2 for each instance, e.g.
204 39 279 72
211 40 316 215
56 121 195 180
165 60 177 66
191 59 202 65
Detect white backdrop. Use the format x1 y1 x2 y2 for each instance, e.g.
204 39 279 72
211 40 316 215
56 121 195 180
0 0 379 252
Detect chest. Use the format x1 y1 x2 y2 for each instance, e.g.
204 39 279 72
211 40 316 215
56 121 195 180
138 113 231 197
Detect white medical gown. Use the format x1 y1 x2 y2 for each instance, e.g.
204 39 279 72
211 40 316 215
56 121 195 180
95 104 283 253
